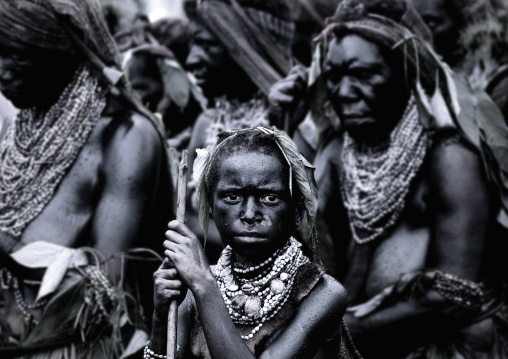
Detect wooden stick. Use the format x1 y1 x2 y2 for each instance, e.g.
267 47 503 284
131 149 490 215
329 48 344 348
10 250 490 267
167 150 188 359
175 150 189 224
284 112 291 135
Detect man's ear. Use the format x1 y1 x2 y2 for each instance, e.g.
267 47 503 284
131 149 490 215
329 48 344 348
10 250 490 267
294 196 305 227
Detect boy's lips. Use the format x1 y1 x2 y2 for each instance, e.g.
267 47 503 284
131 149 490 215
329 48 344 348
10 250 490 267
234 232 267 242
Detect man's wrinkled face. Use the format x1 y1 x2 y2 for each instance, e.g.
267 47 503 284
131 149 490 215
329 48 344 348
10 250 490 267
0 35 76 109
186 21 232 100
409 0 462 65
211 152 299 263
323 34 408 138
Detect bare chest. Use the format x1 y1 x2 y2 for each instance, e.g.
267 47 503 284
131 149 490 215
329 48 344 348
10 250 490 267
363 177 431 297
3 123 106 252
0 140 103 337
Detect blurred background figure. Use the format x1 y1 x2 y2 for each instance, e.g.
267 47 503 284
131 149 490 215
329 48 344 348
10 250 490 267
99 0 206 151
269 0 508 356
100 0 140 38
289 0 340 66
0 0 173 356
409 0 508 121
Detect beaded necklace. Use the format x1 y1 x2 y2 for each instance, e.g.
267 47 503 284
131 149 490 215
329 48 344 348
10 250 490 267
214 237 309 340
0 65 108 238
341 96 429 244
205 96 269 147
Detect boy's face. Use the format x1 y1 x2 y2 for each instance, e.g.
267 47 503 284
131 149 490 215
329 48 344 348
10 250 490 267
212 152 300 263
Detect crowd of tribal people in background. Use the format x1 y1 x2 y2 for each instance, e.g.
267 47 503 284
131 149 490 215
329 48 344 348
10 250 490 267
1 0 508 358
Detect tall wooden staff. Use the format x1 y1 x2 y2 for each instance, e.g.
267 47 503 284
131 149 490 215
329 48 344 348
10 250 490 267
284 113 291 135
167 150 188 359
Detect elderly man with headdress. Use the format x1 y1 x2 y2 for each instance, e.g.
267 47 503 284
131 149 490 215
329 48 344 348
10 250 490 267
0 0 173 357
148 126 362 359
408 0 508 122
182 0 314 259
269 0 508 357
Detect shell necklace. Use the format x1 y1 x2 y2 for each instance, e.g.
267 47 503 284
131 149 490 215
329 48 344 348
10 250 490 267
214 237 309 340
341 95 428 244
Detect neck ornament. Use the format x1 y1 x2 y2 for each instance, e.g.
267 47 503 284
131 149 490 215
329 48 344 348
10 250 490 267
341 96 428 244
214 237 309 340
0 65 108 238
205 96 268 147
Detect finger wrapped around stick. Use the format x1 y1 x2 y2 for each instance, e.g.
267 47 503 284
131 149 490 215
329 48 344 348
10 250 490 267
162 222 213 294
167 219 197 238
154 260 186 310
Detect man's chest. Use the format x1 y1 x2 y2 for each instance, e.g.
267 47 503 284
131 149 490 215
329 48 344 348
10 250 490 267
336 159 433 297
363 175 432 296
15 139 104 250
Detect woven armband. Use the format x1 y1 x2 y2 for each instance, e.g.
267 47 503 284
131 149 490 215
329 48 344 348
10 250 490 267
432 272 484 310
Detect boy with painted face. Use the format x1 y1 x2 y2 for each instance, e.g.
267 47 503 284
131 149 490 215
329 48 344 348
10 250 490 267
147 127 362 359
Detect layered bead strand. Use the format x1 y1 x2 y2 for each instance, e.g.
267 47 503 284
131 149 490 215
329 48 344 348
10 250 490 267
0 268 47 326
214 237 309 340
0 65 108 238
341 96 429 244
205 96 269 147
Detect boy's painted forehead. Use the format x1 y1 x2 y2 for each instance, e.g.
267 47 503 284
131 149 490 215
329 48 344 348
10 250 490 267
213 152 289 190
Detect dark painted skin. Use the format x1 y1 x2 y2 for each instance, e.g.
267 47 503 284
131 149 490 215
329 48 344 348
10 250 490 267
410 0 508 124
408 0 463 67
211 153 299 263
186 21 257 104
150 152 347 359
126 51 201 147
0 35 80 110
322 35 409 140
269 34 502 357
127 51 165 113
0 34 173 334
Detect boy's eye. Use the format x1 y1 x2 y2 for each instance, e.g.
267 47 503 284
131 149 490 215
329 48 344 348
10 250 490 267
223 194 242 204
260 195 280 204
